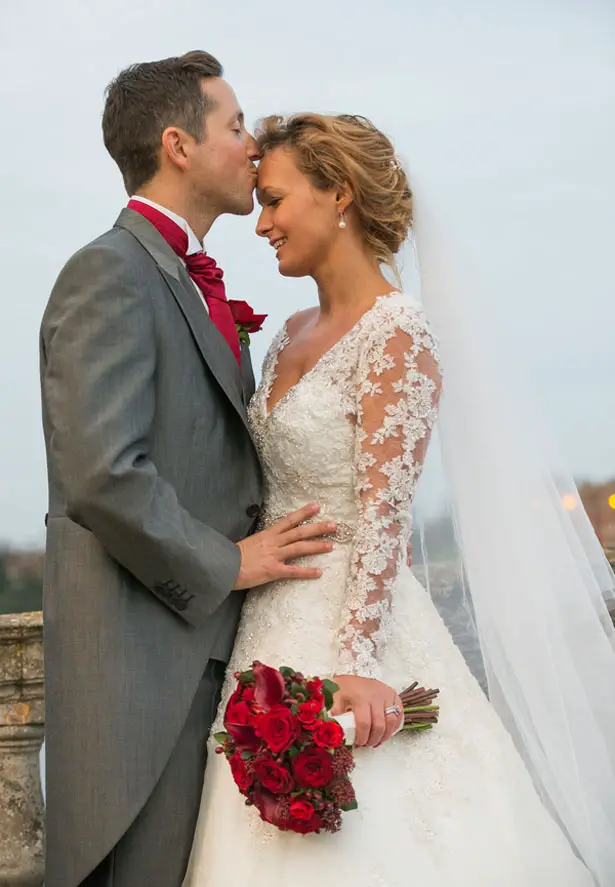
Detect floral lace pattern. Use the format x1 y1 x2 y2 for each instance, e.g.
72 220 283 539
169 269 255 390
339 311 441 676
251 292 441 678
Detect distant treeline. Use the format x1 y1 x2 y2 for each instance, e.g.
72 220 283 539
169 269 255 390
0 548 43 615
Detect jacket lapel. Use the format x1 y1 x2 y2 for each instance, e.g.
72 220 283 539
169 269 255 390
115 208 255 444
241 342 257 402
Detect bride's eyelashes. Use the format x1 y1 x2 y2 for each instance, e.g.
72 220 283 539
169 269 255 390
267 197 282 207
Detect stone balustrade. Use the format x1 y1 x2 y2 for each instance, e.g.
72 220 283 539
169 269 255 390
0 612 44 886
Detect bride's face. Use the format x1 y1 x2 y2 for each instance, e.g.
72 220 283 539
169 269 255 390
255 148 341 278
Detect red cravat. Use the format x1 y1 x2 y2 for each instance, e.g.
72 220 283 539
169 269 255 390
127 199 241 365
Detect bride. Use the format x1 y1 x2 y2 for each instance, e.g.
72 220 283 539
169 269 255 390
183 113 614 886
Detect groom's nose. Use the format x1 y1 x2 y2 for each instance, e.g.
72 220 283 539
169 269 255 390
245 131 259 160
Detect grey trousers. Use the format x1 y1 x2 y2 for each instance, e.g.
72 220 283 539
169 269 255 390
79 659 226 887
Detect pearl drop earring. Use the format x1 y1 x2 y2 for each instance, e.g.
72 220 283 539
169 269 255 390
338 212 347 229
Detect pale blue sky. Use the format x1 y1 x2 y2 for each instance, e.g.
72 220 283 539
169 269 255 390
0 0 613 545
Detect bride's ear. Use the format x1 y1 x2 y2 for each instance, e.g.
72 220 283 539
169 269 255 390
335 186 353 215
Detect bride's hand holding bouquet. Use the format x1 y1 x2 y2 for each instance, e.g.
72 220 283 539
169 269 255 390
215 662 439 835
329 674 404 747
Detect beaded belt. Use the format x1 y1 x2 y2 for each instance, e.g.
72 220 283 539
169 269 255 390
260 513 357 544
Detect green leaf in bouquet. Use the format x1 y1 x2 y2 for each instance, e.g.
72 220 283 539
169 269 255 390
321 678 339 709
290 682 305 697
279 666 295 679
288 746 300 758
238 669 255 684
341 799 358 812
213 732 230 746
241 750 257 759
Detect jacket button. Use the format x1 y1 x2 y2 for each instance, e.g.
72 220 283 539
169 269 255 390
246 504 261 520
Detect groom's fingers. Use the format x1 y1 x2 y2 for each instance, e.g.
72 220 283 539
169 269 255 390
273 503 323 533
233 541 325 587
280 540 334 561
279 521 337 545
233 504 336 589
281 563 326 580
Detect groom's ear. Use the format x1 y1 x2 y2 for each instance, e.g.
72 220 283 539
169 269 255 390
160 126 191 172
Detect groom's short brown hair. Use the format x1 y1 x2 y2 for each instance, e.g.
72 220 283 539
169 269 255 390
102 50 223 194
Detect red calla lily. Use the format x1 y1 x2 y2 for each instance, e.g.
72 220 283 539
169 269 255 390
224 722 260 753
253 661 285 710
252 785 289 828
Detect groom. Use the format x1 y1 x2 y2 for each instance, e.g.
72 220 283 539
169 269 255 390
40 51 334 887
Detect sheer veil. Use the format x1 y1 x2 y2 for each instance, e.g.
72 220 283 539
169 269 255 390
404 20 615 880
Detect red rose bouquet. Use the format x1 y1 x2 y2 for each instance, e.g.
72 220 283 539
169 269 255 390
214 661 440 835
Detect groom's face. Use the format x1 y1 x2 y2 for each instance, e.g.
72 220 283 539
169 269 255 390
187 78 258 216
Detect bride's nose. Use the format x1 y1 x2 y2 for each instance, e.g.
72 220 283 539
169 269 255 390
256 208 272 238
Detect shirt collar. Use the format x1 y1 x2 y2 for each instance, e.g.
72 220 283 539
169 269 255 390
129 196 203 256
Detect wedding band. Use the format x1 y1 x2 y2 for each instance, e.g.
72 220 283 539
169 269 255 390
384 704 402 717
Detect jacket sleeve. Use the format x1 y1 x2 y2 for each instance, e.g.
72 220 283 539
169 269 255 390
41 241 242 628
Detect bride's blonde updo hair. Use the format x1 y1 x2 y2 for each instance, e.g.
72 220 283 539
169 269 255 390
256 113 413 270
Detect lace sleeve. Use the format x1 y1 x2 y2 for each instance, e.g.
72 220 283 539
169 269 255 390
336 310 442 678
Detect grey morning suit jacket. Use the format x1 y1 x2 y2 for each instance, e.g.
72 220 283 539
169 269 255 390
39 208 263 886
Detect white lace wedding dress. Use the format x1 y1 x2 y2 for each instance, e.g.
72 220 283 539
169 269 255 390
183 292 594 887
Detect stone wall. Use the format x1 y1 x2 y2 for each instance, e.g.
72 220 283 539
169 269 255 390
0 612 44 886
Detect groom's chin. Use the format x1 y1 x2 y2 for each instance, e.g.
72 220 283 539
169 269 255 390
223 188 255 217
234 195 255 216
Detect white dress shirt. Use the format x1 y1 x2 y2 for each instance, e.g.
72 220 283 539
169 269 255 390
129 195 209 313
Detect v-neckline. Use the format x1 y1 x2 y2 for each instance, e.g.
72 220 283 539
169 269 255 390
264 291 398 417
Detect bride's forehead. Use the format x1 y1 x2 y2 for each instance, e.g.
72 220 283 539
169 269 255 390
257 150 305 187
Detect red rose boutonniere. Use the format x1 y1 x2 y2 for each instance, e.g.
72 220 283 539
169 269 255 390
228 300 267 346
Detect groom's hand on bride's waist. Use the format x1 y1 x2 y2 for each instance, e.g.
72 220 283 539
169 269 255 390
232 504 335 591
331 675 404 748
